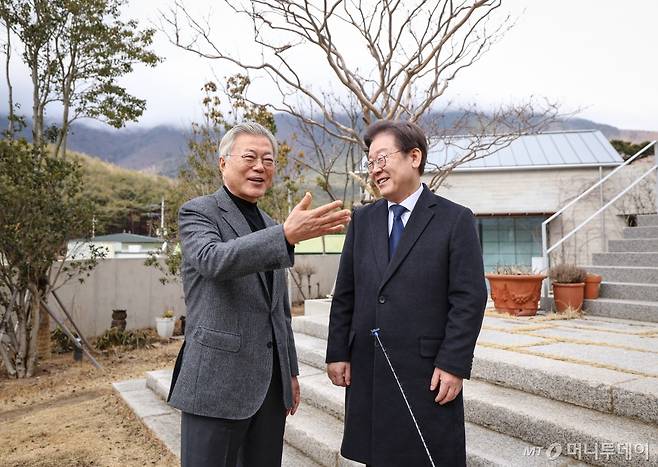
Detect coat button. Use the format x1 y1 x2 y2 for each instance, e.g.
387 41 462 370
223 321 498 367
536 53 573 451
378 296 386 304
267 341 273 348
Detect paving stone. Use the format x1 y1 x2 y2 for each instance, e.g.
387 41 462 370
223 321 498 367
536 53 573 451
112 379 172 418
482 315 544 330
112 378 147 392
553 317 658 333
477 329 550 347
143 412 181 457
527 342 658 376
526 326 658 352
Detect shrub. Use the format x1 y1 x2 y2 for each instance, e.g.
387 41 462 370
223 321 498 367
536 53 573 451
51 327 78 354
548 264 587 283
94 328 155 351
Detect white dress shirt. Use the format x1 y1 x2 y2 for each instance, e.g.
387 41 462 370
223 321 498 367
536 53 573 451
387 183 424 235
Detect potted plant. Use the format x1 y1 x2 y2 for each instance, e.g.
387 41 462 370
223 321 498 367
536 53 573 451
584 272 602 300
485 265 546 317
549 264 587 313
156 309 175 339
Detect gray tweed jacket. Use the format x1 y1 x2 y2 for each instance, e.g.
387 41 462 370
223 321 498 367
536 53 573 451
168 188 299 419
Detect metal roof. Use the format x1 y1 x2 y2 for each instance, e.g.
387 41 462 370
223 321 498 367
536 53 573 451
426 130 623 172
88 233 164 244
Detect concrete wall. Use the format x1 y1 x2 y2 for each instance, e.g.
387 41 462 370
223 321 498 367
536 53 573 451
49 254 342 338
49 258 186 338
290 254 341 303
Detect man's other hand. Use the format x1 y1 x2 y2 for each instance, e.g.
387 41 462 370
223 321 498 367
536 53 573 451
287 376 300 416
327 362 351 387
430 367 463 405
283 192 351 244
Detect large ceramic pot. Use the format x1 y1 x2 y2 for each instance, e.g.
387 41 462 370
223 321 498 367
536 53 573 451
485 274 546 316
584 273 602 300
552 282 585 313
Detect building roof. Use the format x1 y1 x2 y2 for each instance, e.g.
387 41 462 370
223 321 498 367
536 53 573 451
86 233 164 244
427 130 623 172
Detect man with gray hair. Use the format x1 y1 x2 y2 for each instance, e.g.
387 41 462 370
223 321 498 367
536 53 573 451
168 121 351 466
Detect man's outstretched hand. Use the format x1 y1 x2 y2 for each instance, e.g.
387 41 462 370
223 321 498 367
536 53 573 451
284 192 351 245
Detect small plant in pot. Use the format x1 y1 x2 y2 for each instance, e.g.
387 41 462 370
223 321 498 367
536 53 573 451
485 265 546 317
549 264 587 313
156 309 176 339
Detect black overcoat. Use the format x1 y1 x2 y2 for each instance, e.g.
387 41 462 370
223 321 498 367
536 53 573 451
326 185 487 466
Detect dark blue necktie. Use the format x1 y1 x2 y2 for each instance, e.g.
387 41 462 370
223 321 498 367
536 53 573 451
389 204 407 260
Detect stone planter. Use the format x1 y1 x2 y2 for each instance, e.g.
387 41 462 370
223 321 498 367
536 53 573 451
552 282 585 313
156 317 175 339
584 273 602 300
485 274 546 316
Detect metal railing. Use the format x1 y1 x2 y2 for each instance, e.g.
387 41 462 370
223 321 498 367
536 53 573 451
541 140 657 295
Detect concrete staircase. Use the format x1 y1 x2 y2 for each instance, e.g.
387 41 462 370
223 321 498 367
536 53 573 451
287 312 658 466
586 214 658 322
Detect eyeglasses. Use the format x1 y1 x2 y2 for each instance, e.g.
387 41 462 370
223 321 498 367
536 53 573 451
227 152 276 168
363 149 403 172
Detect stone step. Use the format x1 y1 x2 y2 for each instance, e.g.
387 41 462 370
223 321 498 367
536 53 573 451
295 332 328 369
284 402 360 467
294 328 658 426
600 281 658 301
293 367 581 466
608 238 658 252
592 252 658 267
638 214 658 227
585 266 658 284
584 297 658 323
114 377 321 466
624 226 658 239
465 379 658 466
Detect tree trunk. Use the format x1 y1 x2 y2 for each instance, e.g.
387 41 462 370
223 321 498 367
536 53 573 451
5 23 15 138
36 305 50 360
27 288 42 377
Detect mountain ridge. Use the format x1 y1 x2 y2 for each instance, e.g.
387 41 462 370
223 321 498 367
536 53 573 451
2 114 655 176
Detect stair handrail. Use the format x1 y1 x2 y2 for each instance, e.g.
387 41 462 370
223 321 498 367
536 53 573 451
541 140 656 284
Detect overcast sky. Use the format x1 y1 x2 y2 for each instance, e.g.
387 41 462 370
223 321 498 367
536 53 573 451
2 0 657 131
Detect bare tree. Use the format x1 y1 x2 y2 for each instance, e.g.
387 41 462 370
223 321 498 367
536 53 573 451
162 0 561 196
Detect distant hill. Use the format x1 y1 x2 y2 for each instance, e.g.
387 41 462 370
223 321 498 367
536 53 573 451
71 150 175 236
2 114 656 176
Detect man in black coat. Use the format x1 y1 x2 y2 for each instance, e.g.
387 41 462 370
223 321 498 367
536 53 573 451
326 120 487 466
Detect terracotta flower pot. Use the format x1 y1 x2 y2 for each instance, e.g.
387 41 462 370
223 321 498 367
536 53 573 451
584 274 602 300
552 282 585 313
485 274 546 316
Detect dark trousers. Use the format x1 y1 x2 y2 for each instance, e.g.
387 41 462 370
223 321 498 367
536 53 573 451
181 352 286 467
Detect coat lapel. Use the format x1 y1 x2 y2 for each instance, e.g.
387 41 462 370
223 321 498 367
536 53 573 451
378 186 436 292
368 200 389 281
214 189 271 300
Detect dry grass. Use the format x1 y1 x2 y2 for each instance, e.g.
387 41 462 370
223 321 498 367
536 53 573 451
0 340 183 467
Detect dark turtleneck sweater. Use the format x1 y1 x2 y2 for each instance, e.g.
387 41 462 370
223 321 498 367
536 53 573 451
223 185 276 294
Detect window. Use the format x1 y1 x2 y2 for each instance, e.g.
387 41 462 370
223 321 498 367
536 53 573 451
477 216 545 271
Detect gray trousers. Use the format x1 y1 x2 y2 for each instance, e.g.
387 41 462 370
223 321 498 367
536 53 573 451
180 351 286 467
